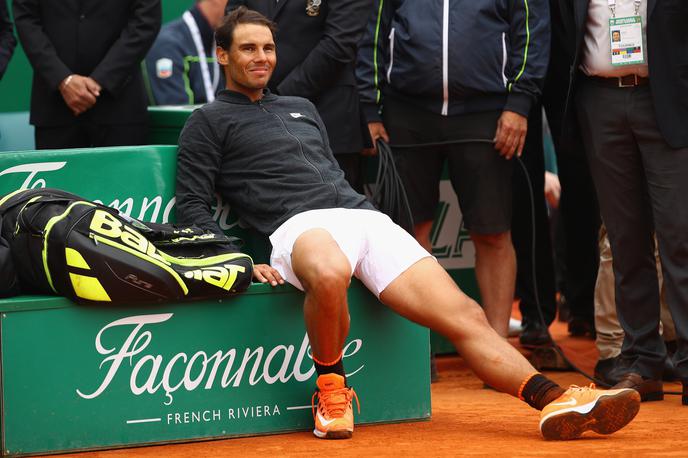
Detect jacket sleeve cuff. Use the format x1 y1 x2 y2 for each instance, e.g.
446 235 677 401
504 92 534 118
362 103 382 123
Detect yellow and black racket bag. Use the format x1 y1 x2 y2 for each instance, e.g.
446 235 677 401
0 188 253 305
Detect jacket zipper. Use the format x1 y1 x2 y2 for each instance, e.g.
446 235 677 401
256 100 328 187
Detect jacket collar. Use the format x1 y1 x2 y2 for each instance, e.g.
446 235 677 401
215 88 277 104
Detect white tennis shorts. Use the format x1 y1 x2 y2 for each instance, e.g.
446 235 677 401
269 208 432 297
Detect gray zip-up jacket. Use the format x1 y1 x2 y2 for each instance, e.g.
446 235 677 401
176 89 374 236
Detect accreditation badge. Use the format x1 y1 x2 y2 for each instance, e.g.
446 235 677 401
609 16 645 66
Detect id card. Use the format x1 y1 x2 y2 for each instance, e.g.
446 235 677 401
609 16 645 66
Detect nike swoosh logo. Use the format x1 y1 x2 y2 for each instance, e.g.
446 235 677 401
551 399 577 407
317 411 336 427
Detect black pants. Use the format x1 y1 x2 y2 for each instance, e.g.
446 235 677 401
35 122 148 149
512 106 557 326
576 78 688 380
543 90 599 326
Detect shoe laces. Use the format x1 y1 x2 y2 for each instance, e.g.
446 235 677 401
311 386 360 420
567 383 597 392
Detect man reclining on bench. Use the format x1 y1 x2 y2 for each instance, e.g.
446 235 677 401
175 6 641 441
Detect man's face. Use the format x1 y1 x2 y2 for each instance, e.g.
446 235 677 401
217 23 276 101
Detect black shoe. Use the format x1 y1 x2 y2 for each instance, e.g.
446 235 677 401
567 317 596 338
682 381 688 406
594 356 625 385
519 321 551 347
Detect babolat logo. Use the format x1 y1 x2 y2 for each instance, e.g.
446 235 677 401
89 209 169 265
183 265 246 291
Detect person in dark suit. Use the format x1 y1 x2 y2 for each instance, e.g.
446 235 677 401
0 0 16 80
543 0 600 340
13 0 161 149
562 0 688 402
225 0 371 192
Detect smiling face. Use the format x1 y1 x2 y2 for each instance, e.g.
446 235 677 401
217 23 276 102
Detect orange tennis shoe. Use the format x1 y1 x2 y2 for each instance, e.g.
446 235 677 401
311 374 359 439
540 384 641 440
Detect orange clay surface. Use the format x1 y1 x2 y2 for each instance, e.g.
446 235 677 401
50 316 688 458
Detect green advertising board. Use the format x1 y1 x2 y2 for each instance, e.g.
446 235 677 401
0 146 430 456
1 285 429 456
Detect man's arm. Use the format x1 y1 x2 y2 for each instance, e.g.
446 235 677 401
355 0 390 124
145 30 195 105
355 0 392 153
176 109 224 235
504 0 550 117
90 0 161 96
275 0 371 99
494 0 550 158
13 0 72 89
13 0 102 115
0 0 16 79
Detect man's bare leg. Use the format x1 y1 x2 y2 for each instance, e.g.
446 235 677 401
471 231 516 338
379 257 535 395
291 228 357 439
291 229 352 362
413 222 515 338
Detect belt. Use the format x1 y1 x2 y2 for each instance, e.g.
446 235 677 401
587 74 649 88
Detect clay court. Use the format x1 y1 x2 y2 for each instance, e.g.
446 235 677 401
49 316 688 458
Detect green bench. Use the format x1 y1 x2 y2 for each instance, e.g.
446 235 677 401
0 146 430 456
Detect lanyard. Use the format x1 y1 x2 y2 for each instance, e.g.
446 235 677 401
182 11 220 103
608 0 642 18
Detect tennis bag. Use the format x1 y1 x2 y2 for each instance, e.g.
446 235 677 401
0 188 253 305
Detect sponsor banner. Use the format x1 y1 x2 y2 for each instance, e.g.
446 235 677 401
1 286 429 455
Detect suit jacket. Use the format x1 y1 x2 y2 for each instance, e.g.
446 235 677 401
13 0 161 127
227 0 372 154
564 0 688 148
0 0 16 80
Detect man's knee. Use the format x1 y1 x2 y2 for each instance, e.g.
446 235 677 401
299 262 351 296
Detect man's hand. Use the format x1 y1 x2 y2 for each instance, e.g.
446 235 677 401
59 74 101 116
494 111 528 159
363 122 390 156
544 171 561 209
253 264 285 287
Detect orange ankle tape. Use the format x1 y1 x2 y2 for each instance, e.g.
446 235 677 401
517 372 541 401
312 352 343 366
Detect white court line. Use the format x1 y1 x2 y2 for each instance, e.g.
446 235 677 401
286 405 312 411
126 418 162 424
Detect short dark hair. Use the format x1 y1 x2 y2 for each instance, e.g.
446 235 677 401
215 6 277 50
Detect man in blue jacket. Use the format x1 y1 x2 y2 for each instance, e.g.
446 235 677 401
357 0 550 339
145 0 227 105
